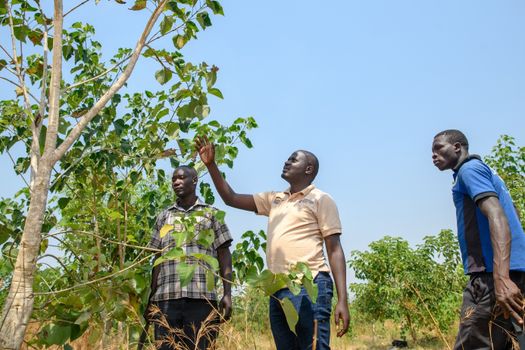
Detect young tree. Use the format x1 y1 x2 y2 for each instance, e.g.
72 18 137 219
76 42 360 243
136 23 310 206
484 135 525 226
348 230 465 345
0 0 231 348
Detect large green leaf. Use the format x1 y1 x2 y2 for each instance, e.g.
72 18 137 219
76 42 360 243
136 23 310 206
191 252 219 270
205 269 215 291
281 297 298 335
155 68 173 85
42 324 71 345
303 277 318 303
154 247 184 266
177 262 196 287
160 16 174 35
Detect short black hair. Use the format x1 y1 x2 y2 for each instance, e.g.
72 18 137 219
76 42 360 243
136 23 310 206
434 129 469 151
298 150 319 179
173 165 198 180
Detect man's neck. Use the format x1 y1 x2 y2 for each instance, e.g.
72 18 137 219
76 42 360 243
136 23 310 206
176 194 198 210
289 181 312 194
453 152 470 171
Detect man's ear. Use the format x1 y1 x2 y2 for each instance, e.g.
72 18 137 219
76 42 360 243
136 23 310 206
305 165 314 175
453 142 463 153
192 176 198 184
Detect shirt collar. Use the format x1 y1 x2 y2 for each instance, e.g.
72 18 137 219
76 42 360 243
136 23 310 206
281 184 316 197
168 197 208 212
453 154 481 174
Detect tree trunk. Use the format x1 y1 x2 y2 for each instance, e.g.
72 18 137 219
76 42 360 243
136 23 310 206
0 163 53 349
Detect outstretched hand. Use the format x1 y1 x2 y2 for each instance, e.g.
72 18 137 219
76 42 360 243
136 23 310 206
195 136 215 166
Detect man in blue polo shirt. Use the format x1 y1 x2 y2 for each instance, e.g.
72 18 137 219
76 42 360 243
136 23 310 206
432 129 525 349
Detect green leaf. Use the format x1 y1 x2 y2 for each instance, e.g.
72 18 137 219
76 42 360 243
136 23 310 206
173 34 188 49
0 225 11 245
281 298 298 335
303 277 318 303
286 279 301 296
191 252 219 270
43 324 71 345
107 210 123 220
58 197 71 209
196 11 212 29
194 105 210 119
206 0 224 15
74 311 91 325
155 68 173 85
214 210 226 222
206 269 215 291
208 88 223 99
196 228 214 248
160 16 174 35
154 247 184 266
177 262 196 287
130 0 147 10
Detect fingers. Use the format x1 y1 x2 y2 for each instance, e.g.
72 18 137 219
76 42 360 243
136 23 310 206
334 310 349 337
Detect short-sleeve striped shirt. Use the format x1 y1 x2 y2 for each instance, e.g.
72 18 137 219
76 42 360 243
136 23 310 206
149 199 232 301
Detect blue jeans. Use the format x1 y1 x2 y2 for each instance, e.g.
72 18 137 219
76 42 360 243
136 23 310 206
269 272 334 350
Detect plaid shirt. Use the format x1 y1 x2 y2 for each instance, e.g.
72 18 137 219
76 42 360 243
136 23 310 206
149 199 232 301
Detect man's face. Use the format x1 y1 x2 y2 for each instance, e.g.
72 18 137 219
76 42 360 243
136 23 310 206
172 168 196 198
281 151 310 181
432 135 461 171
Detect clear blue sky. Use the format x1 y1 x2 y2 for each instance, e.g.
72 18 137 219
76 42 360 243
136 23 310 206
1 1 524 266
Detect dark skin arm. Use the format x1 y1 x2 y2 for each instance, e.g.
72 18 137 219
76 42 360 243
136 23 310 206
325 234 350 337
195 136 257 212
478 196 524 324
217 243 233 321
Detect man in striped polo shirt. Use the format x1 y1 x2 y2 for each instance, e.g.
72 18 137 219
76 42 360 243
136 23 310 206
432 129 525 349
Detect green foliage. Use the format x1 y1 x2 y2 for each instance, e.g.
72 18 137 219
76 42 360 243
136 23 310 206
348 230 466 342
484 135 525 227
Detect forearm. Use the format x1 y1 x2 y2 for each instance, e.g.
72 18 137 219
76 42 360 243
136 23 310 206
489 215 511 279
218 246 232 297
206 161 236 206
478 197 512 279
327 239 348 302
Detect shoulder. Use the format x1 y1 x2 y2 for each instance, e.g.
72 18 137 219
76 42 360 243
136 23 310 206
308 187 337 207
309 187 334 200
458 158 492 180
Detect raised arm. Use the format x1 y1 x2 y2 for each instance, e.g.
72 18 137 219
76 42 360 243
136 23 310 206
325 234 350 337
478 196 524 324
195 136 257 212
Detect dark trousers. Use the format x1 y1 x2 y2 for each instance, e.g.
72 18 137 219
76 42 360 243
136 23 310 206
269 272 334 350
454 271 525 350
153 298 219 350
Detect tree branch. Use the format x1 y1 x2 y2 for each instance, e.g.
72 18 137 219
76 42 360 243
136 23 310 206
0 77 39 103
42 0 64 159
63 54 132 92
53 0 169 164
64 0 91 18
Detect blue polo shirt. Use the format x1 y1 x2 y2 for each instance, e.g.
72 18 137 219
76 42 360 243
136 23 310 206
452 155 525 274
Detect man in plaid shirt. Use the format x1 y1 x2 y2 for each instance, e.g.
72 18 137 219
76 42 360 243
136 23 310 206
149 165 233 350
